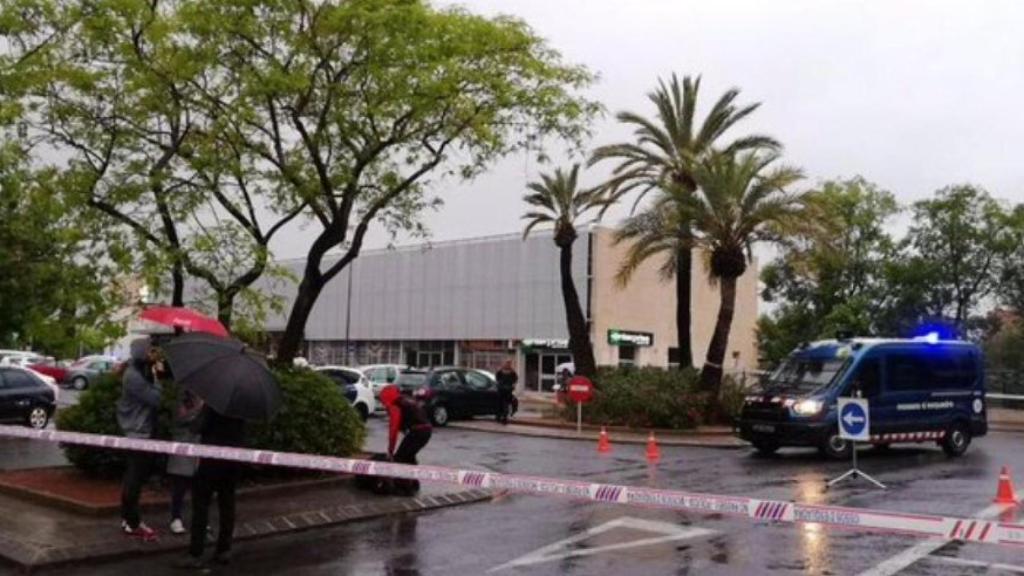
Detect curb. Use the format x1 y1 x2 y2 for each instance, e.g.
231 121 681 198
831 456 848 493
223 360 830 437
2 485 492 571
447 421 748 450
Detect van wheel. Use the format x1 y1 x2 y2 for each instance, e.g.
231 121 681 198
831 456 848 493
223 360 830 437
819 431 853 460
752 441 780 456
942 423 971 457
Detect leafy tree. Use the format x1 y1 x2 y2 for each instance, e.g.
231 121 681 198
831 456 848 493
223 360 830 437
681 151 809 393
903 185 1012 332
590 75 778 369
179 0 599 362
522 164 608 378
758 177 901 363
23 0 301 328
997 204 1024 316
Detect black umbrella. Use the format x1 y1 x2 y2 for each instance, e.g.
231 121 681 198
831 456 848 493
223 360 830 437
161 332 282 421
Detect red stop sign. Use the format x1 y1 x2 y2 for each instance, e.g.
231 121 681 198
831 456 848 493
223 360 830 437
567 376 594 404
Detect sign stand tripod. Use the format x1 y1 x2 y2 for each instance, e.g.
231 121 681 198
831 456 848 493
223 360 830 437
827 397 886 490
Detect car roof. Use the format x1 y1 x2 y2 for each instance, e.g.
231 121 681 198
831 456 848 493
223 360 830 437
315 365 364 375
792 337 978 361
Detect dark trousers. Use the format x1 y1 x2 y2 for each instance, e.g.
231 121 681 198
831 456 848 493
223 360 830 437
189 462 238 558
121 451 154 529
170 474 191 521
395 428 431 465
496 390 513 422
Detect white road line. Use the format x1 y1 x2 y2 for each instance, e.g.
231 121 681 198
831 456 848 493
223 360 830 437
488 517 716 572
929 555 1024 574
856 504 1007 576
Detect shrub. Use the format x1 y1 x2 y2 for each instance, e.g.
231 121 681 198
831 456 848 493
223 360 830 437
57 367 365 477
562 367 708 429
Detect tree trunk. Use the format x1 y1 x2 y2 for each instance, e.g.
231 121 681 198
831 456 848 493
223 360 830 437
217 292 234 331
559 241 596 378
171 262 185 307
699 275 737 398
276 274 325 364
675 246 693 369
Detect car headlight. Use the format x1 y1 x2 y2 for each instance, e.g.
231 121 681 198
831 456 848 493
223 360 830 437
792 399 823 416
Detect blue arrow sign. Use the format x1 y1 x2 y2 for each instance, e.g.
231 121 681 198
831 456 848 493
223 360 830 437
838 399 869 440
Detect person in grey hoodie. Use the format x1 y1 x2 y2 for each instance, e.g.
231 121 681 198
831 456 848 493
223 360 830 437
118 337 163 541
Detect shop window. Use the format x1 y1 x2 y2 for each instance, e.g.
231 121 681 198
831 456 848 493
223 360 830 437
668 347 680 369
618 346 636 368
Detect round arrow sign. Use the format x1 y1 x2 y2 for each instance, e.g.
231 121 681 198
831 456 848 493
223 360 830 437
839 401 867 437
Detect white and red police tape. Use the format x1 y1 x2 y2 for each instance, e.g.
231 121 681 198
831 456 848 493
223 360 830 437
0 425 1021 548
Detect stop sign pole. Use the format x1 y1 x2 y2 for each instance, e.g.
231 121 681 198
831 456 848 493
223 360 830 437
567 376 594 434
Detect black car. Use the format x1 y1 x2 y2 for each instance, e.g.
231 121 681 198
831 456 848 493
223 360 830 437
395 368 505 426
0 367 57 429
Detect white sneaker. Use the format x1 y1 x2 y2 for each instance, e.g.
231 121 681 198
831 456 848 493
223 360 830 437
169 518 186 535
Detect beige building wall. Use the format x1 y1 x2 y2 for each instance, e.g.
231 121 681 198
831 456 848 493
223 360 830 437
589 226 759 371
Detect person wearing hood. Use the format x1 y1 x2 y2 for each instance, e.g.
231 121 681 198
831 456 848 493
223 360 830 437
379 385 432 495
117 337 163 541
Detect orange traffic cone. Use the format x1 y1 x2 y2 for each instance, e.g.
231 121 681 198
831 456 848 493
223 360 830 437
597 427 612 453
646 432 661 462
994 466 1019 505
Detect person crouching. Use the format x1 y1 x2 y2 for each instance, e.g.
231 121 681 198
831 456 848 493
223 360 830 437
378 385 431 495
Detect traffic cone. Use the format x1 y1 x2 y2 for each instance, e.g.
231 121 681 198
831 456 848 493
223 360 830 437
646 432 661 462
994 466 1019 505
597 427 612 453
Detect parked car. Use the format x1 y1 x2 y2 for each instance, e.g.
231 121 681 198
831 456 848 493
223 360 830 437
24 368 60 404
0 352 43 368
395 367 508 427
314 366 376 421
65 356 118 390
28 358 70 384
0 367 57 429
359 364 409 399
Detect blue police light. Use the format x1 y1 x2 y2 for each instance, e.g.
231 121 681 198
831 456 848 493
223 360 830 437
912 323 957 342
922 331 940 345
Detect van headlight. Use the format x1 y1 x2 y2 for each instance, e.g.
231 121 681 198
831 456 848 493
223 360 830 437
792 399 823 416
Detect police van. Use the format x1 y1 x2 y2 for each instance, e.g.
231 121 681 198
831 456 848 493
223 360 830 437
736 336 987 459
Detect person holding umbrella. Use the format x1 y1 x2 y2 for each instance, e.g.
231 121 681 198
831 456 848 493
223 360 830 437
160 333 281 569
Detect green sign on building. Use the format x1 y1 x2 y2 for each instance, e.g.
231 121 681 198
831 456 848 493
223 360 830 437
607 329 654 347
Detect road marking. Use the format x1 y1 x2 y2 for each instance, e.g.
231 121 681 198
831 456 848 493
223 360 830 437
928 555 1024 574
488 517 715 572
856 504 1006 576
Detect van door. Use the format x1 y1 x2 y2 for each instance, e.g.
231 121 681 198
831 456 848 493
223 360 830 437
880 350 932 435
843 356 888 436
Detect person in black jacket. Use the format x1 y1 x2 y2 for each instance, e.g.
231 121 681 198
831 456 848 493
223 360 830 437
118 338 163 541
175 406 245 569
495 360 518 425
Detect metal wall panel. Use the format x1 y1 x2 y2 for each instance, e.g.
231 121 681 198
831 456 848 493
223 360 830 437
258 230 588 341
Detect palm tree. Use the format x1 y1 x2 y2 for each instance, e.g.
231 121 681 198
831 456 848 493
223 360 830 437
522 164 608 378
590 74 779 370
678 150 810 394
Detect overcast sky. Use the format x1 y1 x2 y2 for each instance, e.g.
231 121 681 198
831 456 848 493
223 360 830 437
271 0 1024 259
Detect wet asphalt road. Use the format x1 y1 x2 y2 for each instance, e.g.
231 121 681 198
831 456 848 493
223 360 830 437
2 408 1023 575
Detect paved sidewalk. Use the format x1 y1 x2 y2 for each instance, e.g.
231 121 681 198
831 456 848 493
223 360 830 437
0 476 489 570
448 418 747 449
989 407 1024 432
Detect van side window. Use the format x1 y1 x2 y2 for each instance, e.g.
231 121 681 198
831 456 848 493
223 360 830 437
887 355 925 391
929 348 977 389
852 358 881 398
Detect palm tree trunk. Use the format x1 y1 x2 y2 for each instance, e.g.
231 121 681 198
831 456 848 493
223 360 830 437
699 275 737 397
675 247 693 369
560 241 596 378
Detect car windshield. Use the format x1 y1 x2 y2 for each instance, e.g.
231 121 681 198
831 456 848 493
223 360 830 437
395 372 427 387
763 357 849 393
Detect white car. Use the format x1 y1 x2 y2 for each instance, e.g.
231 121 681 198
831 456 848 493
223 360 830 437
314 366 376 421
24 367 60 404
359 364 410 399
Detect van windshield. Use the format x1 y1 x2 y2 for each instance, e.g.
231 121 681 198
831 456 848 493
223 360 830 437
763 357 849 394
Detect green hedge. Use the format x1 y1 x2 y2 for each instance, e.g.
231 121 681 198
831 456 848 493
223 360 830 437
562 367 707 429
56 367 365 477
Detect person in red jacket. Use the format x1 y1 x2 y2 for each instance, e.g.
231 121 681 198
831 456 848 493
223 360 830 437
379 385 432 468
